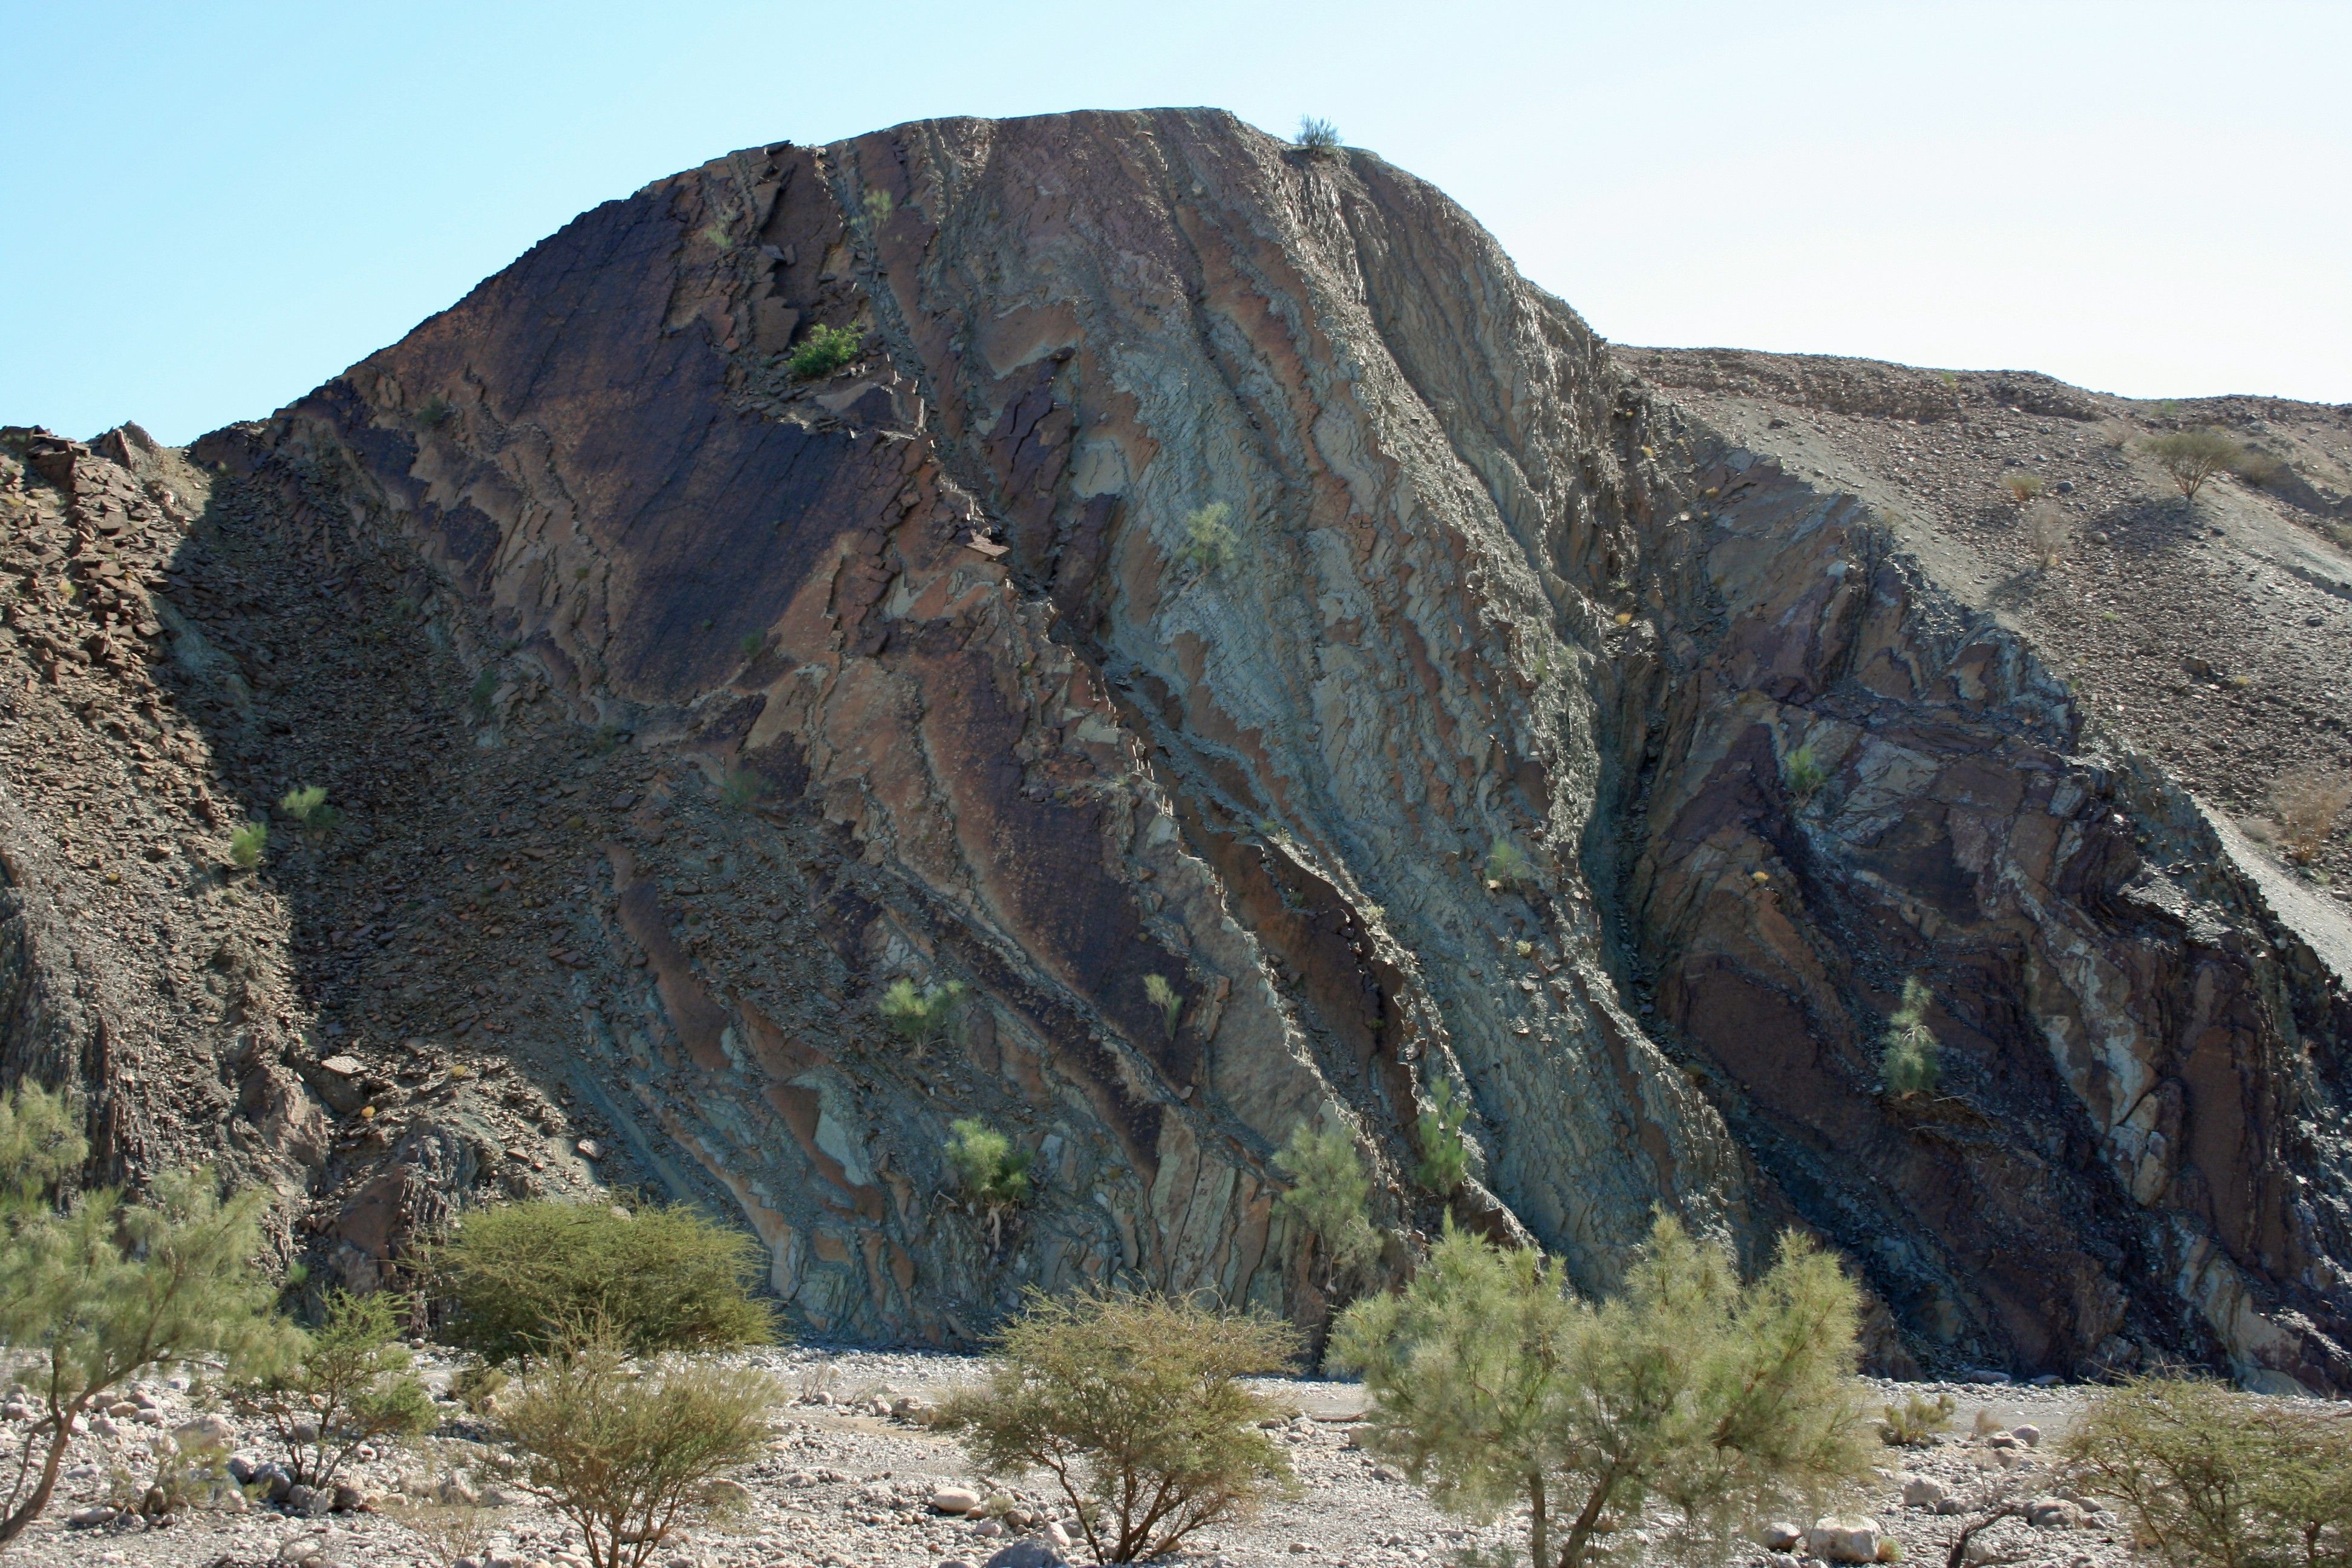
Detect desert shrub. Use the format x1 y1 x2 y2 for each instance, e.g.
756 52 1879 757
2146 428 2242 503
738 630 764 661
229 818 268 869
387 1494 509 1568
1881 976 1940 1097
493 1331 778 1568
0 1083 287 1543
2230 446 2288 488
788 323 864 381
1484 835 1536 889
229 1289 436 1488
1295 116 1342 155
1178 501 1236 572
944 1117 1034 1247
861 188 893 226
936 1292 1302 1563
2000 471 2044 505
717 769 761 811
279 783 333 828
1783 743 1828 803
469 667 499 721
2024 499 2068 573
1143 972 1183 1036
1274 1122 1380 1287
2271 766 2351 864
879 978 965 1044
1881 1389 1956 1446
450 1361 510 1413
1331 1215 1872 1568
2060 1375 2352 1568
1413 1078 1471 1196
415 396 454 430
106 1426 241 1521
426 1200 774 1365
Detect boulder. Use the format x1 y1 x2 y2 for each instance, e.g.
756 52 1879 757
2028 1496 2083 1529
1757 1522 1803 1552
176 1413 236 1448
1808 1515 1884 1563
1900 1474 1948 1510
982 1540 1065 1568
930 1487 984 1514
2012 1423 2042 1447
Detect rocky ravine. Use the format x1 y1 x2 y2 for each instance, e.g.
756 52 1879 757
2 108 2347 1391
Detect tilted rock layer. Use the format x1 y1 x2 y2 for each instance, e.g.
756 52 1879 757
5 109 2347 1388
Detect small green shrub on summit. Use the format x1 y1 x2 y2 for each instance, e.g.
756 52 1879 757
426 1200 774 1365
1880 976 1939 1097
788 323 864 381
2146 427 2241 505
1294 117 1342 156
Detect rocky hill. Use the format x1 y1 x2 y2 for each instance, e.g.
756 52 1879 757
3 108 2347 1393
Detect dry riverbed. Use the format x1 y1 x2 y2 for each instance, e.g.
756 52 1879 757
1 1349 2159 1568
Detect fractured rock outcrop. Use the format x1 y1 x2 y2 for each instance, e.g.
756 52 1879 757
8 109 2347 1388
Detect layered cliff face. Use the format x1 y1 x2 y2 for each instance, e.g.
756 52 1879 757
5 108 2347 1388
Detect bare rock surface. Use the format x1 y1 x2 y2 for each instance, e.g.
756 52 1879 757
3 108 2348 1390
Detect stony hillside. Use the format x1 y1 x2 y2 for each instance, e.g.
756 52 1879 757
2 108 2347 1393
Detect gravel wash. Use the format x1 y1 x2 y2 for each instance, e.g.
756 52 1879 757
0 1351 2163 1568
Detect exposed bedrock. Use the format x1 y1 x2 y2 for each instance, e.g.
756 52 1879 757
197 108 2344 1385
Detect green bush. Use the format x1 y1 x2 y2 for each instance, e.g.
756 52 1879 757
1483 835 1535 890
230 1289 435 1488
1274 1122 1380 1287
1331 1215 1872 1568
0 1083 287 1543
494 1330 778 1568
2000 471 2044 505
1880 1389 1955 1447
415 396 454 430
2146 428 2242 504
229 819 268 869
1783 744 1828 804
1880 976 1939 1097
2229 446 2287 488
2061 1376 2352 1568
1413 1079 1471 1196
788 324 865 381
426 1200 775 1365
279 783 333 828
1295 117 1342 156
937 1292 1301 1563
879 978 965 1044
1178 502 1236 573
944 1117 1034 1247
1142 972 1182 1036
469 667 498 722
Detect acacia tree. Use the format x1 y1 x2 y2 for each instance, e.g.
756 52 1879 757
1331 1215 1873 1568
938 1292 1301 1563
2146 428 2242 505
230 1289 436 1488
0 1083 287 1542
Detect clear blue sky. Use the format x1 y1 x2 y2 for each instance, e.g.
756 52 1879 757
5 0 2347 445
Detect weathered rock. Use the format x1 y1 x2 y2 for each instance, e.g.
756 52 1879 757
1808 1515 1885 1563
1757 1521 1803 1552
929 1486 983 1514
7 108 2348 1393
1899 1474 1947 1510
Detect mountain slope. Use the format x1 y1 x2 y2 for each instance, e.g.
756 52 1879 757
3 108 2346 1390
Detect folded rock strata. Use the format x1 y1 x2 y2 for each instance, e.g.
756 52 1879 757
4 109 2345 1390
